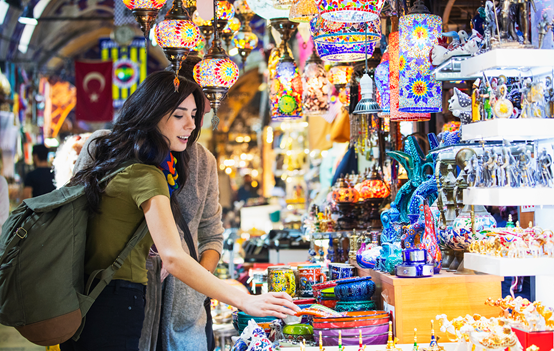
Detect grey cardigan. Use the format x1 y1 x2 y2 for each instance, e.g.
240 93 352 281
74 130 225 351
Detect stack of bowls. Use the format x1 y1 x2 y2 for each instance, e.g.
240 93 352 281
312 281 338 309
233 311 277 334
333 276 376 313
313 311 389 346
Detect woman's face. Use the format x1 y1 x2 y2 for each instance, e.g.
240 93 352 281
157 94 197 152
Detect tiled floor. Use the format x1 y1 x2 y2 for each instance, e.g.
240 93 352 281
0 325 43 351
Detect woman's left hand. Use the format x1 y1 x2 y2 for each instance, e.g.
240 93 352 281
239 292 301 319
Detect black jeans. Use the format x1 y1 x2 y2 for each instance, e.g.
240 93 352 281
60 279 146 351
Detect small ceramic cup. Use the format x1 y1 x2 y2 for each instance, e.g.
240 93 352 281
268 266 296 297
329 263 356 280
297 264 327 297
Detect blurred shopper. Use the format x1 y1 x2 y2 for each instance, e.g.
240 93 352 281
237 174 258 203
22 144 55 199
64 71 299 351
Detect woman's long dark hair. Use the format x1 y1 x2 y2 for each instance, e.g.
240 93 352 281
71 70 205 215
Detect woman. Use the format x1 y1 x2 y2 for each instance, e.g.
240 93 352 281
63 71 299 350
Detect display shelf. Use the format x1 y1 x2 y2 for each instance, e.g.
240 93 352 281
433 56 479 81
460 48 554 78
464 253 554 276
462 187 554 206
461 118 554 141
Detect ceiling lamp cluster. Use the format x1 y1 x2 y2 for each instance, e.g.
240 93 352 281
193 0 240 130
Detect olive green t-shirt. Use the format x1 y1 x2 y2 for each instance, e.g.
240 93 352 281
85 164 170 285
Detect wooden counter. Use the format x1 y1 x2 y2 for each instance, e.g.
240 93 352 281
351 260 503 344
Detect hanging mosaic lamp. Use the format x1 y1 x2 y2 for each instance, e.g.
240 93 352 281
316 0 385 23
399 0 442 113
246 0 289 19
389 31 430 121
123 0 167 39
184 0 196 14
214 0 235 34
234 0 255 19
193 1 240 130
155 0 202 91
302 47 330 116
270 19 303 120
311 16 380 62
193 10 214 45
222 17 241 50
232 1 258 69
354 23 381 115
188 35 206 58
375 51 390 117
327 63 353 90
289 0 317 23
273 0 294 10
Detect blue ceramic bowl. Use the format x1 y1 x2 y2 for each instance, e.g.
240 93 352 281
334 300 376 312
334 276 376 302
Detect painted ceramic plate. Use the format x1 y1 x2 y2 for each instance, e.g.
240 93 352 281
335 276 373 284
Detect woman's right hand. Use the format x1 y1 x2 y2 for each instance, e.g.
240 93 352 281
239 292 301 319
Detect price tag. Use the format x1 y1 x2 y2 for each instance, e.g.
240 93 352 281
521 205 535 212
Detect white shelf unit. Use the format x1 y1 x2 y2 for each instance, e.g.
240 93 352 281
462 187 554 206
456 51 554 307
460 48 554 78
464 253 554 276
461 119 554 141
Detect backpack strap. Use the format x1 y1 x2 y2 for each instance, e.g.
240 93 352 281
81 219 149 315
0 210 39 266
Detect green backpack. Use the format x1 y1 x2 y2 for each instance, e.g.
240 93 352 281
0 162 148 346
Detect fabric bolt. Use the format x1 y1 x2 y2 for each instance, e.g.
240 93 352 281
73 130 224 351
60 280 146 351
85 164 169 285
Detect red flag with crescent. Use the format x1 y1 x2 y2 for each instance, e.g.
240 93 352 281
75 60 113 122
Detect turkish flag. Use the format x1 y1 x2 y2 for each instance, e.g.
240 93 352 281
75 61 113 122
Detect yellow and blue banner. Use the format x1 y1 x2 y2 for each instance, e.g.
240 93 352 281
99 37 147 109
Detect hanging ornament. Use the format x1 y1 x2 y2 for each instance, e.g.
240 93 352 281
375 51 390 117
247 0 289 19
193 0 240 130
316 0 385 23
388 31 430 121
222 17 241 50
302 47 330 116
123 0 167 39
270 19 303 120
399 0 442 113
155 0 202 91
232 0 258 69
289 0 318 23
354 23 381 115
